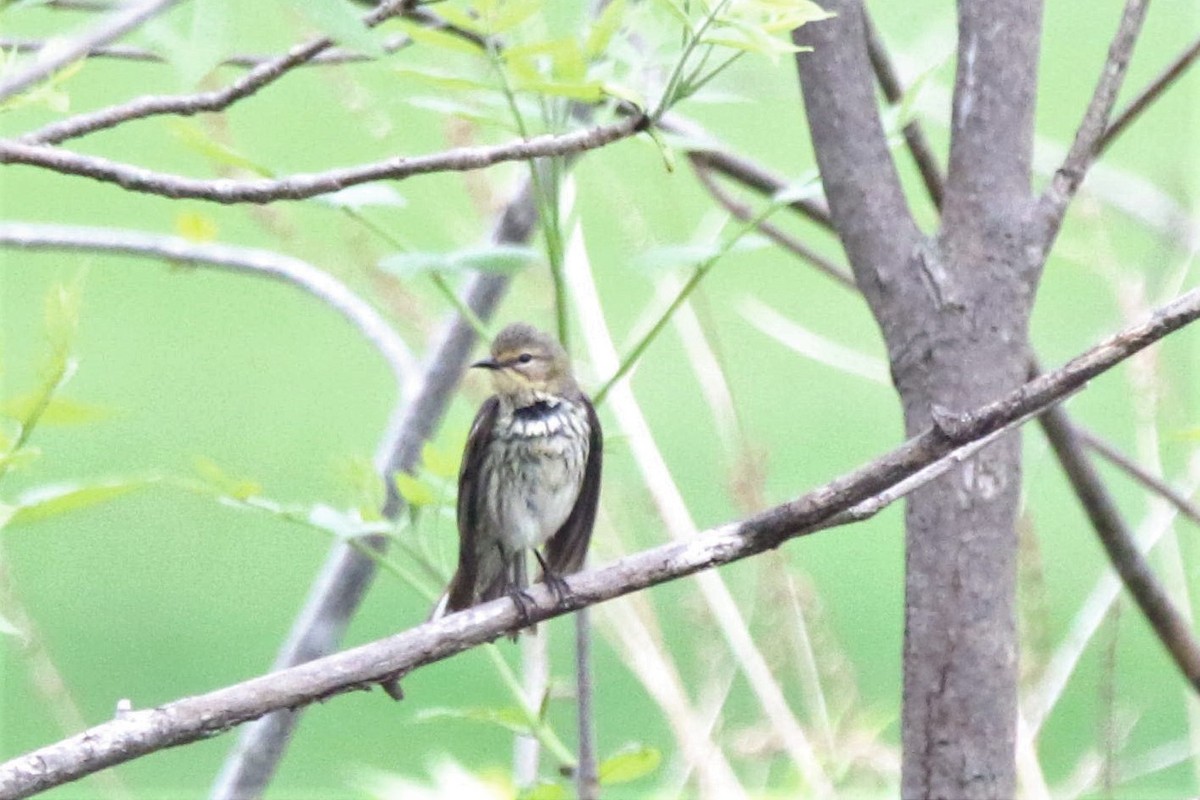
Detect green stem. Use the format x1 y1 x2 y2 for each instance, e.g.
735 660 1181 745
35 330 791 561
485 644 579 768
594 198 780 406
484 34 569 349
652 0 733 120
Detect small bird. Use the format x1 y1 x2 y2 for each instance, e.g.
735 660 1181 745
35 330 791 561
433 322 602 629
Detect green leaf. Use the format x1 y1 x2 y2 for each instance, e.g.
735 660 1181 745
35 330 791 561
0 394 109 426
396 20 486 56
585 0 628 59
394 472 436 507
285 0 384 56
192 457 262 500
6 478 155 528
392 65 497 93
0 502 15 531
416 706 533 735
598 744 661 785
453 245 540 274
422 442 460 480
485 0 542 33
513 77 606 102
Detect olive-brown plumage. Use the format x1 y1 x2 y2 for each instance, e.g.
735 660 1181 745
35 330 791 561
434 323 602 627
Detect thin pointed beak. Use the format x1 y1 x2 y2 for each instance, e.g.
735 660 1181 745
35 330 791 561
471 357 501 370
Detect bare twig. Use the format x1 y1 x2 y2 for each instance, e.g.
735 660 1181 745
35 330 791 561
1023 452 1200 739
662 115 832 229
1099 34 1200 154
4 287 1198 800
690 165 854 288
0 0 180 103
1034 0 1150 254
574 608 599 800
207 182 536 800
0 36 403 69
1078 428 1200 528
0 222 418 390
1039 403 1200 691
1 115 646 204
862 15 945 209
20 0 417 145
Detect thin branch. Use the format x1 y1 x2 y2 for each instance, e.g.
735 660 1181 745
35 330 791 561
0 222 418 390
1039 402 1200 691
1034 0 1150 255
19 0 417 145
574 608 599 800
0 36 401 68
1022 452 1200 738
1078 428 1200 528
690 164 854 288
5 287 1198 800
0 115 647 204
661 114 832 230
0 0 180 104
207 182 536 800
1099 33 1200 154
862 15 945 210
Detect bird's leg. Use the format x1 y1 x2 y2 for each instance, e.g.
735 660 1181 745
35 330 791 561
534 549 572 605
505 546 536 628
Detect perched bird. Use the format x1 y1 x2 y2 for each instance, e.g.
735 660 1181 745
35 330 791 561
433 322 602 628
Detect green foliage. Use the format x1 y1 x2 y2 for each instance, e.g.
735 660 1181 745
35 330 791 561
598 744 662 785
2 478 156 529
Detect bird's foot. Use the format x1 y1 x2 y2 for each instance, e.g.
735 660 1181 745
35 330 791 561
542 571 573 605
507 585 537 627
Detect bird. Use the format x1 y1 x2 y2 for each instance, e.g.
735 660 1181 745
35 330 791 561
432 322 602 631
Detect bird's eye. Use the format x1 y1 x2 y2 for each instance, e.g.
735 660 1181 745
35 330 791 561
517 353 533 364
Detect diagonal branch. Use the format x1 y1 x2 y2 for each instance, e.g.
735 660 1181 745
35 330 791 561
1039 402 1200 692
0 0 180 104
1078 428 1200 528
689 164 854 289
3 286 1198 800
0 222 418 390
0 114 646 204
1033 0 1150 256
1099 33 1200 155
20 0 417 145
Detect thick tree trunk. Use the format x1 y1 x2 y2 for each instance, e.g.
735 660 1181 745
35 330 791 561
794 0 1041 795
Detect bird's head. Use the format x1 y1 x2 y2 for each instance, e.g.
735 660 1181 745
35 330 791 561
472 322 576 403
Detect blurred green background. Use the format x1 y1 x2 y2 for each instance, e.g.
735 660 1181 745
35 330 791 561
1 0 1198 797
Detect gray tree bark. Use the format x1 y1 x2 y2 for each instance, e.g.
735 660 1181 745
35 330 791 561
794 0 1041 795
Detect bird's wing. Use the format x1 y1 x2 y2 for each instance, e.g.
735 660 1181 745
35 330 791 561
443 395 500 613
544 396 603 576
